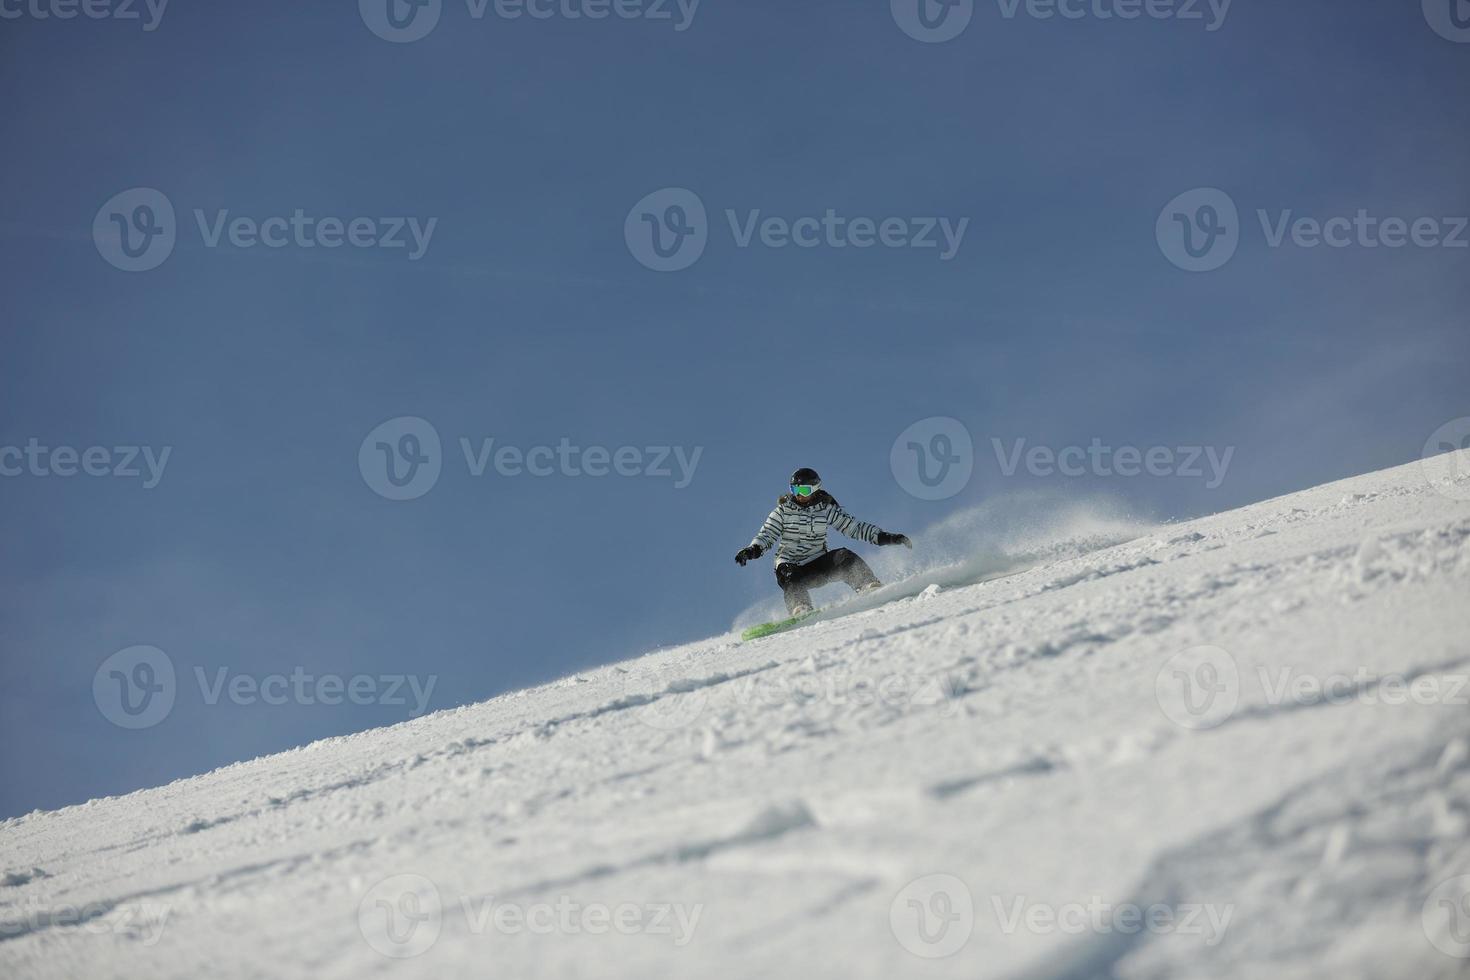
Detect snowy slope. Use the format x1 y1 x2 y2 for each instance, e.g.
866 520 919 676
4 451 1470 980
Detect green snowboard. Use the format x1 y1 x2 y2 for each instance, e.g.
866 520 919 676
740 611 816 641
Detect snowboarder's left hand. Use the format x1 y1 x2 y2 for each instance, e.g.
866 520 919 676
876 532 912 549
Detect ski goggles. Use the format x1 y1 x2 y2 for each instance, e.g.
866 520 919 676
790 482 820 498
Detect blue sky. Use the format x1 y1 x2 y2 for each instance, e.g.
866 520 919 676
1 0 1466 818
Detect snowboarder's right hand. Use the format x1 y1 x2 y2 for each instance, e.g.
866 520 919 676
735 544 763 566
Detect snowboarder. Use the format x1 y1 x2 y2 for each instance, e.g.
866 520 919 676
735 467 912 616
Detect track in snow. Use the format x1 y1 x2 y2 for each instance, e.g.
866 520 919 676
3 450 1469 980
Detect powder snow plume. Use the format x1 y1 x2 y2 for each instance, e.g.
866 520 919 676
733 491 1156 631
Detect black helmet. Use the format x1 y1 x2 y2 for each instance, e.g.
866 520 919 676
790 467 821 486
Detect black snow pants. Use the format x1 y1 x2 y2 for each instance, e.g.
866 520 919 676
774 548 880 615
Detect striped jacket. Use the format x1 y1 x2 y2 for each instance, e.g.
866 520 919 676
748 491 884 566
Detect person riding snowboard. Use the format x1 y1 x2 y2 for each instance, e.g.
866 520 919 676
735 467 912 616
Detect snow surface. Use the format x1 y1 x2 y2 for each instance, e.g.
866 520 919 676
4 451 1470 979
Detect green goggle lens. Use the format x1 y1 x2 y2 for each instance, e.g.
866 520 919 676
791 484 818 497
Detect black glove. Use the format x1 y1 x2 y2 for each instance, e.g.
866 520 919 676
876 531 912 549
735 544 763 566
